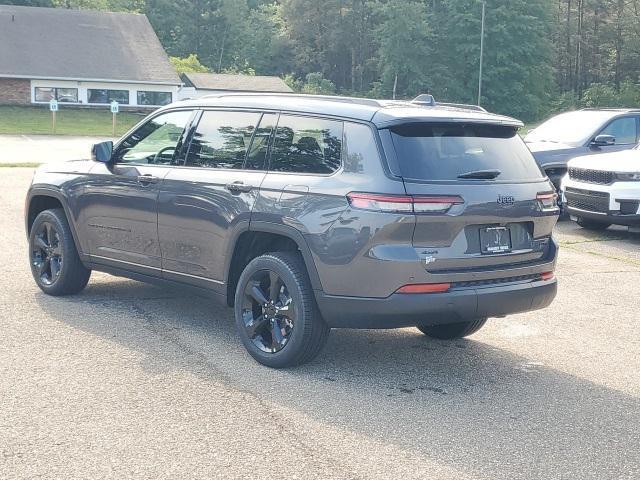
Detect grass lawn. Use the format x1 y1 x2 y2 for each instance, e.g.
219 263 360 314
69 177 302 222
0 105 147 136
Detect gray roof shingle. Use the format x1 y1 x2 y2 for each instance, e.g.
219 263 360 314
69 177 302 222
0 5 180 84
183 73 293 93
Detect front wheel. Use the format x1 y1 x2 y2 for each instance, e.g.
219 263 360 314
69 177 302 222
417 318 488 339
29 208 91 296
576 217 611 231
234 251 330 368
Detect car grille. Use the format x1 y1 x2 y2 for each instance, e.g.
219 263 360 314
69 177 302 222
568 167 614 185
565 187 610 213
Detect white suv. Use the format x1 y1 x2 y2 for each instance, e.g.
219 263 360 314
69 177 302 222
562 147 640 231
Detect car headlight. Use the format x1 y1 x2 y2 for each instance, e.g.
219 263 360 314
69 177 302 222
615 172 640 181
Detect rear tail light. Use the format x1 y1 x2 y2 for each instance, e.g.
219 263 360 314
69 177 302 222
540 271 555 281
396 283 451 294
537 192 558 210
347 192 463 214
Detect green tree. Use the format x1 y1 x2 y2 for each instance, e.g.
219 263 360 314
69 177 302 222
170 54 210 74
374 0 431 98
431 0 554 121
300 72 336 94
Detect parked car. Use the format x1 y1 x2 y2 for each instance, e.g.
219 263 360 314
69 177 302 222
525 109 640 194
25 94 559 368
561 147 640 231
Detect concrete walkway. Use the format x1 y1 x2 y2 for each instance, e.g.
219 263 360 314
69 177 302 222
0 134 115 164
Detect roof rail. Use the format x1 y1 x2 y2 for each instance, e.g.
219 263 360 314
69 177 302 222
199 91 384 108
580 107 640 112
439 102 488 113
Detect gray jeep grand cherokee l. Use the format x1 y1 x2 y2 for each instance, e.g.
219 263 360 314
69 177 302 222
25 94 559 367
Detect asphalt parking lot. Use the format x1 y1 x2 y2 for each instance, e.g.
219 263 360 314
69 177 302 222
2 167 639 479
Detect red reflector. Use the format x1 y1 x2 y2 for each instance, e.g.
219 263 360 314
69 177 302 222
541 271 554 281
396 283 451 294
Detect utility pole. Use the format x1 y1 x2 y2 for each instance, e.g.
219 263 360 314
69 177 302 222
392 73 398 100
478 1 485 106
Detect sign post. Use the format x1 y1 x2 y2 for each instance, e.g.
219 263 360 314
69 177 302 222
49 99 58 134
110 101 119 137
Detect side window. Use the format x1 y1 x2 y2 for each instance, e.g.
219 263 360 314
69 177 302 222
600 117 637 145
245 113 278 170
343 122 379 174
186 111 261 169
114 110 192 165
270 115 343 174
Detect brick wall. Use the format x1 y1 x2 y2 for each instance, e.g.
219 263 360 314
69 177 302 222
0 78 31 105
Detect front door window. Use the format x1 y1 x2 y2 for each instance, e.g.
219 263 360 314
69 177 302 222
114 110 193 165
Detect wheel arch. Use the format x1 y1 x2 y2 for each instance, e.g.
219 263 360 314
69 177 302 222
224 221 323 307
26 188 85 259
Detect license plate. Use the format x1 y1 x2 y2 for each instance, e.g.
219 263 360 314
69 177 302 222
480 226 512 254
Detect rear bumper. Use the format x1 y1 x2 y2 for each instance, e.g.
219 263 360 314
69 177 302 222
315 278 557 329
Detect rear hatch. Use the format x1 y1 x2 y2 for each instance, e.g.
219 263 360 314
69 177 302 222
384 122 558 276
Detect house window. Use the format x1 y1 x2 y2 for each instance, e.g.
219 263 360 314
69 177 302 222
34 87 78 103
88 89 129 105
137 91 172 106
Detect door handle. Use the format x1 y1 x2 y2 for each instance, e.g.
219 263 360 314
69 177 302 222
225 181 253 193
137 174 159 185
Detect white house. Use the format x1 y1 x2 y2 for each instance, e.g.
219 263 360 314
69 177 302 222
0 5 181 109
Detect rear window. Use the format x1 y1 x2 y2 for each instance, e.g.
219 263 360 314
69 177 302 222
389 123 544 181
270 115 343 174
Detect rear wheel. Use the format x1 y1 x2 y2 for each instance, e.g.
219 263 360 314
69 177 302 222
417 318 488 339
234 251 330 368
29 208 91 296
576 217 611 231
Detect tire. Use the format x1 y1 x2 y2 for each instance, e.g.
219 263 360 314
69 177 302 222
29 208 91 296
234 251 330 368
417 318 488 340
576 217 611 231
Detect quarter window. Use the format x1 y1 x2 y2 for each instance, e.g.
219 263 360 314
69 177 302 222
186 111 261 169
599 117 637 145
114 110 192 165
270 115 343 174
137 91 172 106
35 87 78 103
88 89 129 104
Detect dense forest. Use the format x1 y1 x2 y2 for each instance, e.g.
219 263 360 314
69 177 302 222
6 0 640 121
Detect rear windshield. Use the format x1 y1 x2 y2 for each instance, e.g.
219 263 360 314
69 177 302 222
389 123 544 182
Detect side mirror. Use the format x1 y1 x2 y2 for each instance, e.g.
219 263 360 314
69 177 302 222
91 141 113 163
591 134 616 147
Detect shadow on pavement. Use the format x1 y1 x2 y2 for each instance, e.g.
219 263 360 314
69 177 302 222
36 278 640 480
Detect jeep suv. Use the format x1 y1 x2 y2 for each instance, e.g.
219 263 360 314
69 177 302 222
525 108 640 193
25 94 559 368
562 146 640 231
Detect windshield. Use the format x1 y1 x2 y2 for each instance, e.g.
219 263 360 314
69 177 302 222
524 111 614 145
390 123 544 182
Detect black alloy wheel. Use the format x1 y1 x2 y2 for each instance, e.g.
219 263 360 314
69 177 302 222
29 208 91 296
234 252 330 368
241 269 295 353
31 221 63 286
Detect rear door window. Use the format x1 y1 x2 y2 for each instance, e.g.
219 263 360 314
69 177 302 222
389 123 544 182
270 115 343 174
186 111 261 169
